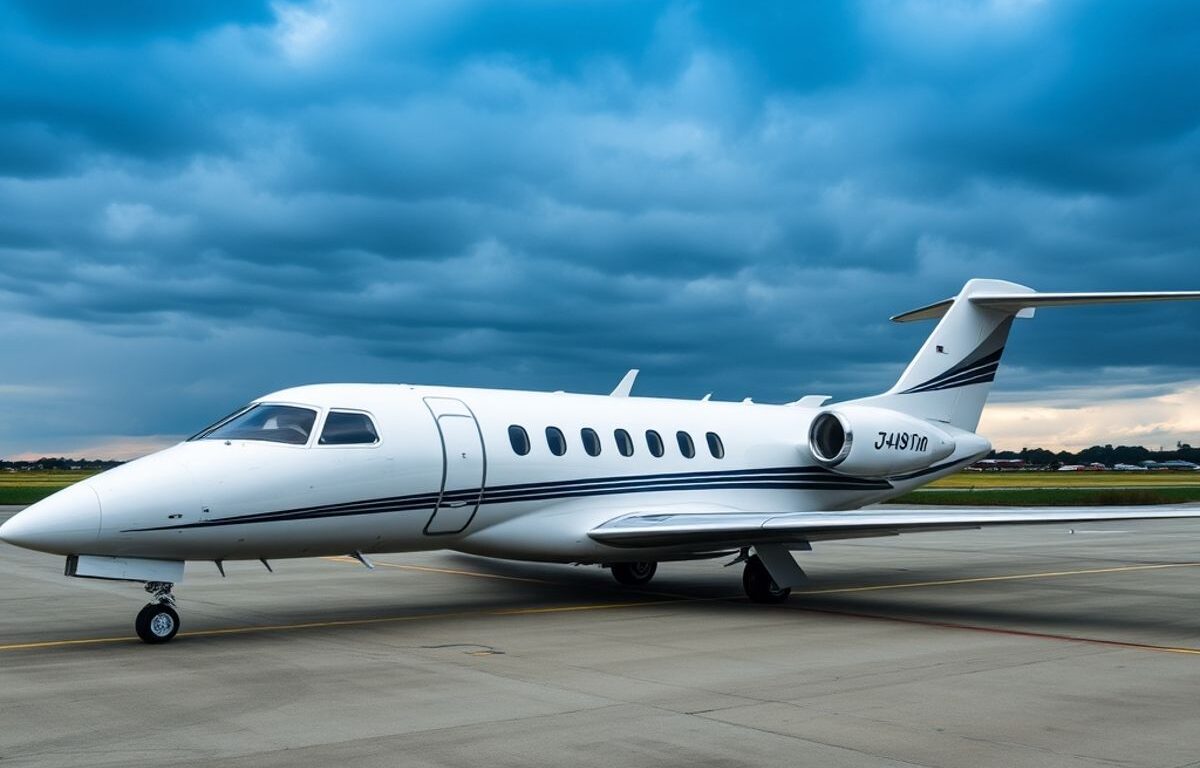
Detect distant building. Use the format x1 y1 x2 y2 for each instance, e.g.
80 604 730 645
973 459 1025 470
1140 460 1200 470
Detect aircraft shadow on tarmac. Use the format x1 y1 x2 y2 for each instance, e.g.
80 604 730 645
233 551 1200 645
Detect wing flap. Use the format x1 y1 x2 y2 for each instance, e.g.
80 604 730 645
589 507 1200 549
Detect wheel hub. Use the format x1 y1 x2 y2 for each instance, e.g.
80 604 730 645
150 612 175 637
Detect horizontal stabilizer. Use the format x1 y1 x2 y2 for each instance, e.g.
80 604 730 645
892 290 1200 323
589 507 1200 549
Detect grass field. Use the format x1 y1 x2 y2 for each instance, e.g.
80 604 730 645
0 471 102 505
899 470 1200 506
3 469 1199 507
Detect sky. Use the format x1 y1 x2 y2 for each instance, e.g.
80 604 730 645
1 0 1199 460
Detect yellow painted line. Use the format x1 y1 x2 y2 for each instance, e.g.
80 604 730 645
0 635 137 652
795 562 1200 595
0 598 691 653
7 561 1200 654
323 556 556 585
493 598 685 615
799 605 1200 657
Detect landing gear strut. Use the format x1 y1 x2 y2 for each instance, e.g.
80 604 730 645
610 561 657 586
135 581 180 644
742 555 790 604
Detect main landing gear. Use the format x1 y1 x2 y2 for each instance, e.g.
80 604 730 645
610 561 657 586
135 581 180 644
742 555 791 604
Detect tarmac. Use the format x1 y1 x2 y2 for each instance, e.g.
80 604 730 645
3 504 1200 768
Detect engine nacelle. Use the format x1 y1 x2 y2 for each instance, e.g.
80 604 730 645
807 405 956 478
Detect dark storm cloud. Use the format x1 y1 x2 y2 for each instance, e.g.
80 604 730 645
2 0 1199 454
3 0 277 41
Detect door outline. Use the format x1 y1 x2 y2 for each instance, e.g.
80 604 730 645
422 397 487 535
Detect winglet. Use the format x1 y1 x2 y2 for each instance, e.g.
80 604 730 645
610 369 639 397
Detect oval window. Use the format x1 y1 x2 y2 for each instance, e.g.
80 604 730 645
645 430 664 458
706 431 725 459
581 427 601 457
677 431 695 459
509 425 530 456
614 429 634 457
546 426 567 456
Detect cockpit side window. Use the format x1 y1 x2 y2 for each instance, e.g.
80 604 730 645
319 411 380 445
197 404 317 445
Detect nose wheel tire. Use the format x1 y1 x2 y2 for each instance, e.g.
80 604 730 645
135 603 180 644
743 555 791 604
611 561 657 586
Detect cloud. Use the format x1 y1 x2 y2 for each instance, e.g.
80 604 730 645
979 383 1200 452
1 1 1199 457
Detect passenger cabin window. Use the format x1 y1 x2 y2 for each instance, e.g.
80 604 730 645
677 431 695 458
319 411 380 445
546 426 567 456
508 425 531 456
614 429 634 457
706 431 725 459
196 404 317 445
581 428 601 457
645 430 664 458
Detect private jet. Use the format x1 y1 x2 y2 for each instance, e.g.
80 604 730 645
3 278 1200 644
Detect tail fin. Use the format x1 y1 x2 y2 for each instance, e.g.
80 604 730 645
856 278 1200 431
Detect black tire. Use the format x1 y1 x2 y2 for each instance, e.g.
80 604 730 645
135 603 180 644
742 556 790 604
611 561 657 586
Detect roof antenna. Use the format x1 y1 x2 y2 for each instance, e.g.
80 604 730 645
610 369 639 397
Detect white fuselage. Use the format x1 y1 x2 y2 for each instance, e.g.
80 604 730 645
9 383 986 565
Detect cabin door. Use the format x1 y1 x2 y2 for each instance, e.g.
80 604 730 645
423 397 486 534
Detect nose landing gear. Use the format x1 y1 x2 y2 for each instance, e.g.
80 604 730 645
135 581 180 644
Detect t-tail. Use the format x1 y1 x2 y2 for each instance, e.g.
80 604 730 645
859 278 1200 431
804 279 1200 482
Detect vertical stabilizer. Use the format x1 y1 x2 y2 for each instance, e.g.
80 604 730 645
857 279 1033 430
853 279 1200 431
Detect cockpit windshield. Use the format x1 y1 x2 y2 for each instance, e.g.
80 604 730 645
193 404 318 445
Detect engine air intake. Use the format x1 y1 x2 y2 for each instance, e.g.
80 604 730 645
809 411 851 467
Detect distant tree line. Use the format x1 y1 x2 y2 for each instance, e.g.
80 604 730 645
0 458 124 470
990 443 1200 466
2 445 1199 471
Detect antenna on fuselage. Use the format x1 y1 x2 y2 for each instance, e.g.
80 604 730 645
610 369 639 397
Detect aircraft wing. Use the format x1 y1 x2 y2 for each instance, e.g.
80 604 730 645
588 507 1200 549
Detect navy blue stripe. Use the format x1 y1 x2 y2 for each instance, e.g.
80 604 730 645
123 466 894 532
157 466 873 527
900 348 1004 394
888 458 972 482
903 360 998 393
904 365 999 394
127 480 891 532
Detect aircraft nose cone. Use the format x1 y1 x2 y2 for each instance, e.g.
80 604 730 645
0 482 102 554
